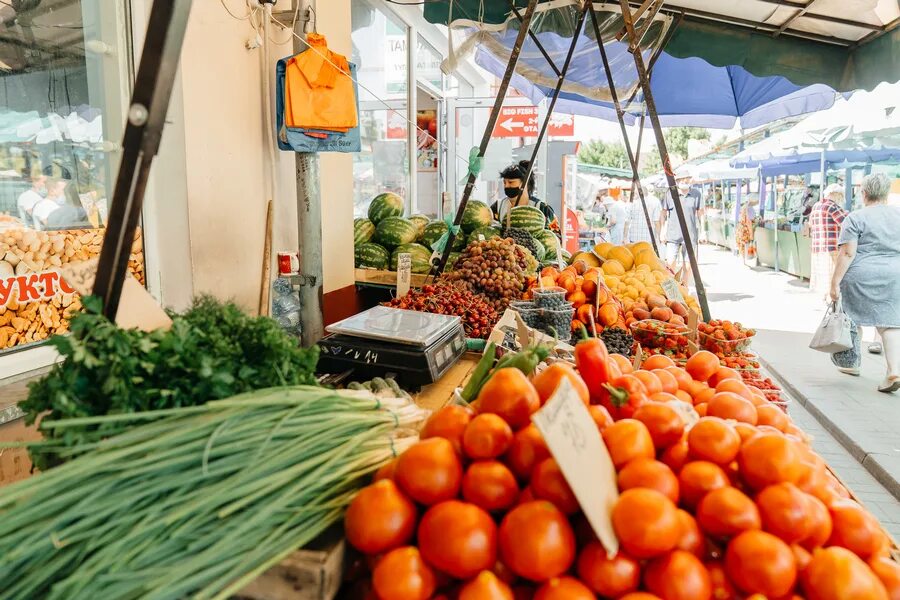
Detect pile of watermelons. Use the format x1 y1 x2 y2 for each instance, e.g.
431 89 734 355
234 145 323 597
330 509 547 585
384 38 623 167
354 194 570 275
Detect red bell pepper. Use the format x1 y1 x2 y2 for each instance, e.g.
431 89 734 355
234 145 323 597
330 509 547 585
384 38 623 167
574 326 612 404
602 374 649 420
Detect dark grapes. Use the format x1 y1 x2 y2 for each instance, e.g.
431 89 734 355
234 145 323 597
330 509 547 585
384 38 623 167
600 327 634 356
446 238 529 311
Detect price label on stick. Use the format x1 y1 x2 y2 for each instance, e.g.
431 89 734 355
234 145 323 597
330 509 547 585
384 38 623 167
661 278 686 304
533 378 620 555
556 246 565 270
687 309 700 343
397 253 412 298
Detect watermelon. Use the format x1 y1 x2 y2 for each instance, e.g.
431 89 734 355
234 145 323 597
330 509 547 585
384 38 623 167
390 243 433 273
373 216 418 249
460 200 493 233
531 237 547 262
368 192 404 224
467 226 501 245
355 242 390 270
408 214 430 240
354 218 375 245
421 221 465 251
509 205 546 233
534 229 560 254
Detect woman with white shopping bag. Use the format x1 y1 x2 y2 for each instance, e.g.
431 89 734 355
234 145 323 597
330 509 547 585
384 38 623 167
828 173 900 393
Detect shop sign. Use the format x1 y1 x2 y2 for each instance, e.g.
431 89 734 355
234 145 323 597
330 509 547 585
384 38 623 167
491 107 576 138
0 270 76 308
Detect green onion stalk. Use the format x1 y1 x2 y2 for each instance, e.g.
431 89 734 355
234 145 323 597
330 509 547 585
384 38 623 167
0 386 428 600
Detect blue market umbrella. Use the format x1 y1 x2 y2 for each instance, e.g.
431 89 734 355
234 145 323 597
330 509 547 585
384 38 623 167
467 19 842 129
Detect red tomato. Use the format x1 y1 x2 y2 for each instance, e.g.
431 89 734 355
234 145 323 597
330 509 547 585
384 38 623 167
464 413 514 460
458 570 514 600
531 362 590 406
418 500 497 579
421 405 472 455
372 546 437 600
462 460 520 512
577 541 640 597
499 501 576 582
344 480 417 554
394 438 462 505
643 550 712 600
533 577 594 600
530 458 579 515
505 424 550 481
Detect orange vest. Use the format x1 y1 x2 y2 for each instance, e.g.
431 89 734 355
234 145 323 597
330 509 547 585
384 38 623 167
284 34 358 133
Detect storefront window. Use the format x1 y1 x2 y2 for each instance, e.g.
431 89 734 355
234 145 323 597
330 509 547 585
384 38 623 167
351 0 410 216
0 1 143 354
417 37 442 92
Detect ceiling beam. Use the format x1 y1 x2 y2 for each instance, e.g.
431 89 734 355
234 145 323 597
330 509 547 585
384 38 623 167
750 0 883 31
851 15 900 49
774 0 816 37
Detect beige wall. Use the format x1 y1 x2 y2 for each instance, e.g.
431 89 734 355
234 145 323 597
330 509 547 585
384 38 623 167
148 0 354 313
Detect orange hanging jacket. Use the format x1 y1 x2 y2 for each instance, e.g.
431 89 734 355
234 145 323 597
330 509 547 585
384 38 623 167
284 33 358 133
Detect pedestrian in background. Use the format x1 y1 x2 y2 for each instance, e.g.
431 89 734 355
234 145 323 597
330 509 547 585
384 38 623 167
662 178 702 284
809 183 848 299
624 187 661 245
605 195 628 245
829 173 900 393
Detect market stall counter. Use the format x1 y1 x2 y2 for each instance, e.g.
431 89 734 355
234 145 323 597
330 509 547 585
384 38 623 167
754 224 812 279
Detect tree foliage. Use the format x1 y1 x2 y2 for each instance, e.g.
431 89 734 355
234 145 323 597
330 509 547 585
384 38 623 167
663 127 710 160
578 139 630 170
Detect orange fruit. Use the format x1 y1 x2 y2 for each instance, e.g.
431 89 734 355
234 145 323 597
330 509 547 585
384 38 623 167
800 493 833 550
737 432 806 490
827 499 888 560
706 391 759 425
686 351 720 382
802 547 890 600
715 378 755 401
654 368 680 394
868 555 900 599
577 541 641 597
665 366 695 391
533 576 594 600
756 482 813 544
602 419 655 469
643 354 676 371
756 404 790 432
661 437 690 473
676 509 706 558
708 367 741 388
644 550 712 600
633 402 686 449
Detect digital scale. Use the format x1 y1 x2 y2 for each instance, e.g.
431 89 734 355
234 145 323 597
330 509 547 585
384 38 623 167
317 306 466 389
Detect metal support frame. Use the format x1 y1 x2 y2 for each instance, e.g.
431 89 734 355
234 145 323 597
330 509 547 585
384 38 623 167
588 5 658 255
92 0 193 319
433 0 540 275
618 0 711 321
510 3 590 231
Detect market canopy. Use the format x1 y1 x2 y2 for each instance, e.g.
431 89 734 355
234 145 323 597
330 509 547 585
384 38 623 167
426 0 900 93
440 4 846 128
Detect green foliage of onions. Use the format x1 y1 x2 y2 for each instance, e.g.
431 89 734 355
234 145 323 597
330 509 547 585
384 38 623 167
0 386 426 600
21 295 319 471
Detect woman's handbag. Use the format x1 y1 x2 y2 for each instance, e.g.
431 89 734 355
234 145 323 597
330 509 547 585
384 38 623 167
809 299 853 353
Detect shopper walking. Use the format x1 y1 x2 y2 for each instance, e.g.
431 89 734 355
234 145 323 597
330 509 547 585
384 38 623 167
605 195 628 245
662 178 702 284
829 173 900 393
624 187 661 244
491 160 556 227
809 183 849 298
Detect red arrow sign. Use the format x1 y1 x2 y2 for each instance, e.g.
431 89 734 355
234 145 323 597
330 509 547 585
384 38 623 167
492 107 539 138
491 107 575 138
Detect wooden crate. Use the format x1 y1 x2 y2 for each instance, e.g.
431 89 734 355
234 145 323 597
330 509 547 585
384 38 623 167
354 268 431 289
237 528 346 600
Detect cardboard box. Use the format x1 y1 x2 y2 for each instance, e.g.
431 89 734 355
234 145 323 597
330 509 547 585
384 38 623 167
0 415 41 486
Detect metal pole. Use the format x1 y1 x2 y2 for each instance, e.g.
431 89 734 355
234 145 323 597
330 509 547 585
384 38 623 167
294 0 324 345
617 0 711 321
433 0 540 275
513 3 590 226
589 5 658 254
93 0 193 319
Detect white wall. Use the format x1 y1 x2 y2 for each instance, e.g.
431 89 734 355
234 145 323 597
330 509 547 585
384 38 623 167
145 0 354 313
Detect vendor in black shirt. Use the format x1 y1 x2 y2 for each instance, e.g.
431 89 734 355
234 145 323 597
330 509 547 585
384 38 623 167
490 160 556 226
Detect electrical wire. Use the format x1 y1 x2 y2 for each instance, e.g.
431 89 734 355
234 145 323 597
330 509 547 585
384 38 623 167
219 0 256 21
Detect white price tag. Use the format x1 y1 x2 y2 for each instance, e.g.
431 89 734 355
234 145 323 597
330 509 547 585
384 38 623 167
556 246 565 269
397 253 412 298
533 378 619 555
661 278 686 304
478 234 486 242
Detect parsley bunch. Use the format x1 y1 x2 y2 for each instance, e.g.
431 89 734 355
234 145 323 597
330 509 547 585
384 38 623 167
22 295 319 470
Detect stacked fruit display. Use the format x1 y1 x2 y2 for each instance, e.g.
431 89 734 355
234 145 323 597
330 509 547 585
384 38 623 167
699 320 757 357
531 263 627 338
342 345 900 600
446 238 531 311
383 283 499 340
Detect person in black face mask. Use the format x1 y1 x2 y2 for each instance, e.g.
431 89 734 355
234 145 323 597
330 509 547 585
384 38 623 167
490 160 556 227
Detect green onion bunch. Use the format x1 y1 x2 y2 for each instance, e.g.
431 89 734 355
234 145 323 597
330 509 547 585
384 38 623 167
0 386 427 600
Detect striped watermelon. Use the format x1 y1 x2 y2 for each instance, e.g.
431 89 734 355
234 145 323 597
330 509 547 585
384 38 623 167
445 252 461 271
408 214 430 240
374 217 418 249
534 229 560 254
467 226 501 245
509 205 546 233
368 192 404 224
355 242 390 270
531 237 547 262
354 218 375 245
460 200 493 233
421 221 465 251
390 243 433 273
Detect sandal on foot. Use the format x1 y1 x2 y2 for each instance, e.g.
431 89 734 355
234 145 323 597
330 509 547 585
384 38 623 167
868 342 883 354
837 366 860 376
878 377 900 393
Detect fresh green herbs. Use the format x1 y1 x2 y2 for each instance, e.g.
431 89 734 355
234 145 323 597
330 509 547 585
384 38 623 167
21 295 319 470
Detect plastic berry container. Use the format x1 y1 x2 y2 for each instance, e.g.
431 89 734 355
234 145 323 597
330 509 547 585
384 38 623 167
538 307 575 341
699 330 755 355
629 319 690 350
532 287 567 309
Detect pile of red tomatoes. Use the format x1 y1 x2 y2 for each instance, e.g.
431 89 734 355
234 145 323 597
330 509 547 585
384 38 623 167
343 344 900 600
